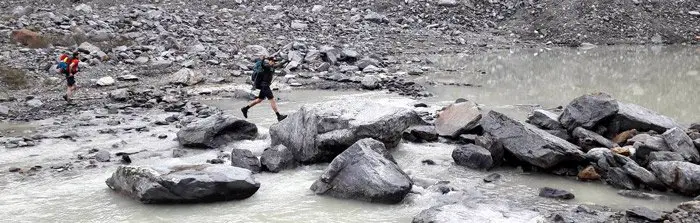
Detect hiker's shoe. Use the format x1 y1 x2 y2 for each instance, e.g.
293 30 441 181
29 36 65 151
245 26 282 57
62 95 68 101
241 107 249 118
277 114 287 122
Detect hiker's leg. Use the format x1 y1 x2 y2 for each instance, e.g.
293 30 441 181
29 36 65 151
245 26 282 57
247 98 263 107
269 99 280 113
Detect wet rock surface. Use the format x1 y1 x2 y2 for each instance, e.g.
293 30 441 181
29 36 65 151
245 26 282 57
260 145 297 173
539 187 575 200
176 114 258 149
230 148 261 173
310 138 412 204
105 164 260 204
452 144 493 170
434 101 481 138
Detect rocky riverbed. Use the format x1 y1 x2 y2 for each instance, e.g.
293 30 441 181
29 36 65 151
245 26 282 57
0 0 699 222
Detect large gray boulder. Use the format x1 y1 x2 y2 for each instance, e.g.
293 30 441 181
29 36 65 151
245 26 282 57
230 148 261 173
177 114 258 148
105 164 260 203
481 111 584 169
452 144 493 170
270 100 423 163
559 93 619 131
310 138 412 204
662 127 700 163
169 68 204 86
526 109 564 130
607 102 680 134
434 101 482 138
649 161 700 196
260 145 298 172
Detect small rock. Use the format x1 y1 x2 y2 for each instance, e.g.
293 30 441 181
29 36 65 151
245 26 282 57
408 68 424 76
158 134 167 139
421 159 436 165
96 77 115 86
230 148 261 173
437 0 458 7
617 190 663 200
361 75 381 90
208 158 225 164
577 166 601 181
291 20 308 30
611 147 632 156
452 144 493 170
483 173 502 183
95 150 110 162
121 155 131 164
539 187 575 200
26 99 43 108
9 167 21 172
311 5 324 12
414 103 428 108
613 129 638 145
135 57 149 65
172 148 187 158
0 105 10 116
626 207 662 222
118 75 139 81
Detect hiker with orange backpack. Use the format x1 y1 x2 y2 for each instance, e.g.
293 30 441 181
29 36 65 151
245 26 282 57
56 52 80 102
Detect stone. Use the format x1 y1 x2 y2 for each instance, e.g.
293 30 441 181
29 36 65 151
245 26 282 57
0 105 10 116
260 145 297 173
452 144 493 170
109 89 129 102
662 127 700 163
622 160 665 190
435 101 481 138
78 42 101 55
230 148 261 173
481 111 584 169
437 0 458 7
611 147 632 156
626 207 662 222
613 129 638 145
95 150 110 162
364 12 388 23
356 58 380 70
74 4 92 13
310 138 412 204
134 56 149 64
177 114 258 149
408 68 424 76
169 68 204 86
483 173 502 183
604 167 637 190
105 164 260 203
118 75 139 81
362 65 381 73
341 49 360 61
402 125 438 143
26 99 43 108
459 134 478 144
290 20 308 30
630 134 669 152
270 100 423 163
577 166 601 181
572 127 618 149
172 148 188 158
649 161 700 196
617 190 664 200
96 76 115 86
316 62 331 71
559 93 619 131
208 158 225 164
648 151 685 163
475 135 505 167
311 5 324 12
320 46 341 65
11 29 44 48
9 167 21 172
361 75 381 90
412 202 541 223
526 109 563 130
539 187 575 200
607 102 680 134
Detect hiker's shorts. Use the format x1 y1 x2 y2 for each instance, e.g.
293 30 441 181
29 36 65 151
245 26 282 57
65 74 76 87
257 86 274 100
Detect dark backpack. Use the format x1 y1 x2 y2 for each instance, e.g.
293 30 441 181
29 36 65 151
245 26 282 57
57 61 69 74
251 59 264 89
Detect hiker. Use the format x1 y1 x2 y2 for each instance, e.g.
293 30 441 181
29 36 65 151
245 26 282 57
57 52 80 102
241 56 288 121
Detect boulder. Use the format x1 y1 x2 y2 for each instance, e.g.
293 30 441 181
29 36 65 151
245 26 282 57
630 133 669 152
607 102 680 134
625 207 663 222
572 127 618 149
437 0 459 7
26 99 43 108
361 75 381 90
649 161 700 196
0 105 10 116
475 135 504 166
604 167 638 190
95 150 111 162
481 111 584 169
577 166 601 181
452 144 493 170
364 12 388 23
662 127 700 163
105 164 260 203
538 187 575 200
260 145 297 173
310 138 412 204
270 100 423 163
78 42 102 54
230 148 261 173
169 68 204 86
177 114 258 148
402 125 438 143
621 160 665 190
526 109 563 130
11 29 44 48
559 93 619 131
435 101 482 138
340 49 359 61
96 76 115 86
648 151 684 163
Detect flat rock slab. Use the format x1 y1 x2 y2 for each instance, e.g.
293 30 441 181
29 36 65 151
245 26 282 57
539 187 575 200
310 138 412 204
435 101 482 138
177 114 257 148
106 164 260 204
270 100 423 163
626 207 663 222
526 109 563 130
481 110 584 169
608 102 680 134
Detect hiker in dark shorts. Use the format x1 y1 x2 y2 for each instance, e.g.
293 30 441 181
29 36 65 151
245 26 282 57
241 56 287 121
57 52 80 102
